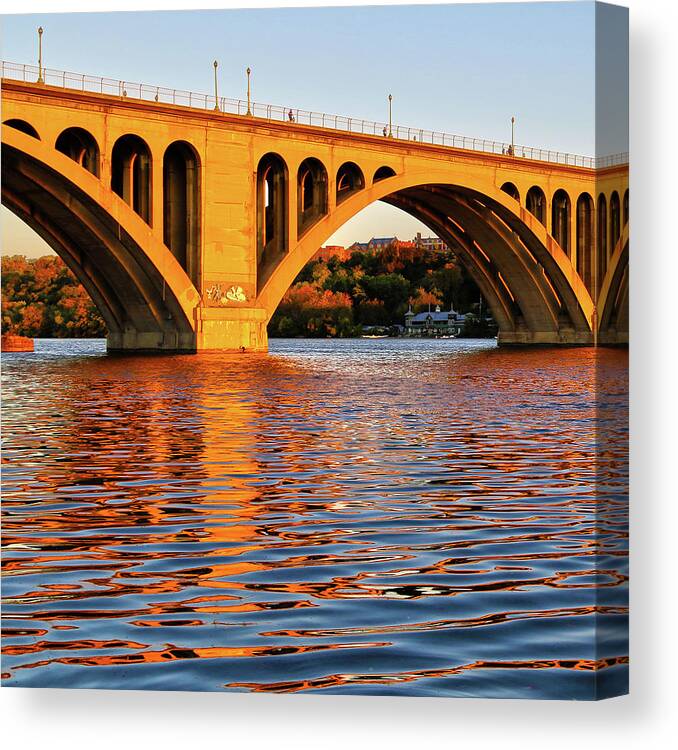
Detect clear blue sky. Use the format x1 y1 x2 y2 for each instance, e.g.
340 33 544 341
1 2 628 255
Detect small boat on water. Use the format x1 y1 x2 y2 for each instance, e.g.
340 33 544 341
1 333 34 352
361 334 389 339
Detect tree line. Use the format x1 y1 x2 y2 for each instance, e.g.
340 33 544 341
2 243 490 339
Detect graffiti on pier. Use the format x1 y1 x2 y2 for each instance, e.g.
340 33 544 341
205 284 248 306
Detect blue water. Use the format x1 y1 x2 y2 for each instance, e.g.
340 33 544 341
1 338 628 698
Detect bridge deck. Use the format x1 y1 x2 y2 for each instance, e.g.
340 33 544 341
1 60 627 173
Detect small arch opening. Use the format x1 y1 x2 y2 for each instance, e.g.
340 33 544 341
111 134 152 224
297 157 328 237
3 119 40 139
336 162 364 204
163 140 201 288
500 182 520 202
623 189 629 227
597 193 608 286
610 191 621 249
552 189 571 256
257 153 288 274
576 192 594 294
55 127 100 177
374 166 396 183
526 186 546 226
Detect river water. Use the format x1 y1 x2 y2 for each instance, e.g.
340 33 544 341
1 338 628 698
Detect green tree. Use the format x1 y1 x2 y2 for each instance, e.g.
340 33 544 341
359 273 411 318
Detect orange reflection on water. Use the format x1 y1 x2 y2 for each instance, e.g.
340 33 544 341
227 656 630 694
12 640 391 672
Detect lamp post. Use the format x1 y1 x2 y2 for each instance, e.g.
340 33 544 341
37 26 44 83
511 115 515 156
246 67 252 116
213 60 220 111
388 94 393 138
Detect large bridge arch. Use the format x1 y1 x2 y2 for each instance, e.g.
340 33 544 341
256 167 595 345
1 125 200 351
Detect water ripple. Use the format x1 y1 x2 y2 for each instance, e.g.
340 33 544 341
1 338 628 698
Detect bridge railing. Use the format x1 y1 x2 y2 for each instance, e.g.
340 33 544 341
1 61 629 170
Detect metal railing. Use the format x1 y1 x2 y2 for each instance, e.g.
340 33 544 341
1 61 628 170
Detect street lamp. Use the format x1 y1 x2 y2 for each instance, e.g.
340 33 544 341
511 115 515 156
37 27 44 83
246 67 252 116
388 93 393 138
213 60 220 111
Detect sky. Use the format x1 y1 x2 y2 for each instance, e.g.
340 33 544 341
1 2 628 256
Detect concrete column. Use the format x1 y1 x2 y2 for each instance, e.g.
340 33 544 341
604 191 617 341
328 162 337 212
100 151 111 190
121 156 133 204
151 146 164 239
569 196 577 263
592 200 599 302
288 172 298 247
571 201 579 273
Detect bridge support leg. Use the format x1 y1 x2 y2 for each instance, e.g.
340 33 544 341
106 329 197 353
194 307 269 352
497 330 595 346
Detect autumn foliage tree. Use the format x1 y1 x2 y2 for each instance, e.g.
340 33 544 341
268 283 357 338
269 240 483 337
1 255 106 337
2 241 485 340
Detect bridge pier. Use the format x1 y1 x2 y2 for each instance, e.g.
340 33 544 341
194 307 269 352
497 330 595 346
105 308 269 353
597 330 629 346
106 329 197 353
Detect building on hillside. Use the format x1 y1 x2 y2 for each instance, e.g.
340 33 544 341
413 232 449 252
392 240 416 250
348 241 370 253
367 236 398 252
342 235 443 257
312 245 350 262
404 304 466 337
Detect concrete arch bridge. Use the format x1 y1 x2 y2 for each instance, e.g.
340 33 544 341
1 63 628 351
